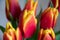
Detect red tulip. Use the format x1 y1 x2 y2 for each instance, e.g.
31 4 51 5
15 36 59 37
18 9 37 38
23 0 38 15
51 0 60 12
3 22 22 40
3 22 16 40
5 0 21 20
40 7 58 29
38 28 55 40
18 0 38 38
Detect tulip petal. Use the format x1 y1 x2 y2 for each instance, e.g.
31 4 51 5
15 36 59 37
16 27 22 40
43 34 52 40
23 10 37 38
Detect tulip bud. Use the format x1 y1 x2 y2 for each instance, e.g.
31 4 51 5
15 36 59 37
18 9 37 38
38 28 55 40
18 0 38 38
23 10 37 38
3 22 23 40
3 22 16 40
40 7 58 29
23 0 38 15
5 0 21 20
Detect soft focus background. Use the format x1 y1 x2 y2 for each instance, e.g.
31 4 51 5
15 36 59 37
0 0 60 40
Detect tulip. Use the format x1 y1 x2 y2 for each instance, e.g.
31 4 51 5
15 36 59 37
18 0 38 38
23 0 38 15
18 9 37 38
3 22 16 40
38 28 55 40
5 0 21 20
51 0 60 12
3 22 22 40
40 7 58 29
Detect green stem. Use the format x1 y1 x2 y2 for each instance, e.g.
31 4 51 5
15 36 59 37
0 26 5 33
55 31 60 35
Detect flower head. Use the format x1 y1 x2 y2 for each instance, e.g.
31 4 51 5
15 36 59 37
5 0 21 20
3 22 16 40
3 22 22 40
40 7 58 29
38 28 55 40
18 0 38 38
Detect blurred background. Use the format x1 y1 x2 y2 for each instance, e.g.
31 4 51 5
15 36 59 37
0 0 60 40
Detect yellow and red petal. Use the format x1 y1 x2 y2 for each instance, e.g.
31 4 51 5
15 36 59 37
3 32 12 40
52 8 58 27
23 14 37 38
23 10 37 38
16 27 22 40
43 34 52 40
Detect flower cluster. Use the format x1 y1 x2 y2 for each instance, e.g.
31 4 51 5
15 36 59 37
3 0 60 40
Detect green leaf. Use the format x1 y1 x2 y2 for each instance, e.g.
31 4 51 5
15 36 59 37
10 20 18 29
9 13 18 29
56 34 60 40
0 26 5 33
36 8 42 20
49 0 54 8
55 31 60 35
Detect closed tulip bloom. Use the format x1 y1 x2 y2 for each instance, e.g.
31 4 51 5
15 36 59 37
18 0 38 38
51 0 60 12
3 22 22 40
3 22 16 40
23 0 38 15
5 0 21 20
40 7 58 29
18 9 37 38
38 28 55 40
